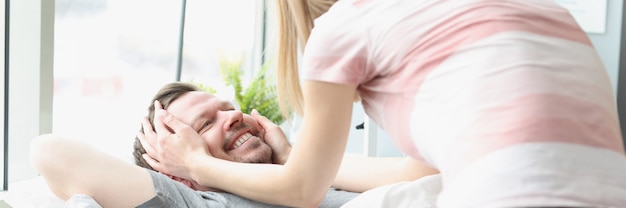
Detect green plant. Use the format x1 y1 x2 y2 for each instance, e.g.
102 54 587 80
196 58 284 124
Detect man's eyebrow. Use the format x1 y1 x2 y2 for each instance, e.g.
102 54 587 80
220 100 235 109
190 113 205 131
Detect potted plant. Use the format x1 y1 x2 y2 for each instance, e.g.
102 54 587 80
196 57 284 125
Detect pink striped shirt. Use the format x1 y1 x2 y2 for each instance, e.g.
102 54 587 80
302 0 626 207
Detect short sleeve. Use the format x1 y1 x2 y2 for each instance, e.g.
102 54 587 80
300 2 371 87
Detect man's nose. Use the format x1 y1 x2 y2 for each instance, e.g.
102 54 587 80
222 110 243 130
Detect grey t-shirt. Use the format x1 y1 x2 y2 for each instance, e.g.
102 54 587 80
216 188 359 208
138 170 359 208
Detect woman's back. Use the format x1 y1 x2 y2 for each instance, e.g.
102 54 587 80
302 0 626 207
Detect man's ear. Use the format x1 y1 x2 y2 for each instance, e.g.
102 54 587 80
163 173 193 189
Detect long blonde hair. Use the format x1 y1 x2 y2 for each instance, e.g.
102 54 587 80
275 0 336 118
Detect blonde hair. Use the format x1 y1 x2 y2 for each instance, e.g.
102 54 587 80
275 0 337 118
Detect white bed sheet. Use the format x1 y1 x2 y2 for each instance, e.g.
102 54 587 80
5 176 66 208
6 176 105 208
6 173 442 208
341 174 442 208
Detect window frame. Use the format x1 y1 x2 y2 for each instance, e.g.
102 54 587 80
5 0 54 188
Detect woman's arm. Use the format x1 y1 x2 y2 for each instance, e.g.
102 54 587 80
334 154 439 192
142 81 356 207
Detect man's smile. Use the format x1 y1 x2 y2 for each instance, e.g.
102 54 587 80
229 132 253 150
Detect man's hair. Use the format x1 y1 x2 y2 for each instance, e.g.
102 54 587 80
133 82 200 171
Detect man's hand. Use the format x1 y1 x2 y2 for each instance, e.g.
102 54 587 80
251 109 291 165
138 100 211 180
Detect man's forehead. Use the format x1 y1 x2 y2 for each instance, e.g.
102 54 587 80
167 92 234 118
164 92 213 124
169 92 230 109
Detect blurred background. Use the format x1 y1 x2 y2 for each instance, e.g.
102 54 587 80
5 0 622 189
52 0 261 162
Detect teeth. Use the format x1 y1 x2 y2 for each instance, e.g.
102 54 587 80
232 133 252 149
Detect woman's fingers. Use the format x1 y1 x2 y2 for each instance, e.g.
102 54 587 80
142 154 161 170
251 109 291 164
137 100 211 178
139 117 158 155
137 131 156 156
153 102 173 136
151 100 196 145
140 117 155 134
152 100 191 137
156 106 198 139
140 117 156 140
251 109 276 130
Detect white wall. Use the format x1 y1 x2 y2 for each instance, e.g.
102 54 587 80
588 0 623 94
344 104 403 157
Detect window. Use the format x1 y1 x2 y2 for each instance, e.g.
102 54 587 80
52 0 262 163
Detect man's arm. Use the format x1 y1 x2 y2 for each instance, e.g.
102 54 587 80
333 154 439 193
31 134 156 208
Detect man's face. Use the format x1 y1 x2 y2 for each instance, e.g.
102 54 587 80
166 91 272 163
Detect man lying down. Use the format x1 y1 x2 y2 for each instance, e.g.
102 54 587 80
30 82 358 208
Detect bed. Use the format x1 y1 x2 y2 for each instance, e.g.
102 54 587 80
4 173 441 208
4 117 441 207
5 176 66 207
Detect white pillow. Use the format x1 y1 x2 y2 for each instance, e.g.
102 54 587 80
65 194 102 208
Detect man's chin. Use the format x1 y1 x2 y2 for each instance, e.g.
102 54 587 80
238 144 273 164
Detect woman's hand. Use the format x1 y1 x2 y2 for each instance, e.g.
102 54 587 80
138 101 210 180
251 109 291 165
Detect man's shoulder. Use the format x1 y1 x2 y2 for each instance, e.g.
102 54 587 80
320 188 360 208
